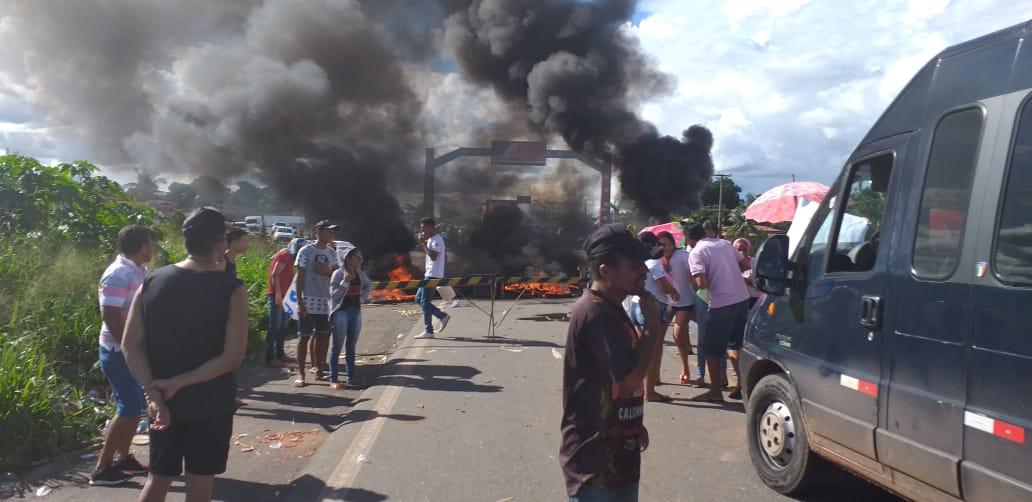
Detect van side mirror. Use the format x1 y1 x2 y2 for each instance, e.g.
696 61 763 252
754 235 791 296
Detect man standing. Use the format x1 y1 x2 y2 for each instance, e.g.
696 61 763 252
687 223 751 402
223 228 249 278
293 221 339 386
560 224 665 501
414 217 450 339
266 238 306 368
90 225 154 486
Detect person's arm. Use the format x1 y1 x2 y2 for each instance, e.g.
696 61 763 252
149 287 249 400
738 250 750 272
271 260 286 305
688 250 708 290
102 307 126 343
692 273 708 290
295 250 307 315
613 294 665 395
121 290 171 430
360 271 373 303
655 277 679 302
424 236 440 261
98 270 129 342
329 269 346 304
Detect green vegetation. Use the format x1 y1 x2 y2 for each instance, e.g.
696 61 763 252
0 155 281 469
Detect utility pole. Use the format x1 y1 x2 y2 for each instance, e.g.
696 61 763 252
713 173 732 236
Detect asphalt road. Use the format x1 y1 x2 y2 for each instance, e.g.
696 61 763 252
6 296 902 501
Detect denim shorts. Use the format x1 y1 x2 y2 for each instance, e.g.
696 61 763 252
701 300 749 357
98 345 145 417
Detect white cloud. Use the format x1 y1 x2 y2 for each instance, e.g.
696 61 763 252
633 0 1030 194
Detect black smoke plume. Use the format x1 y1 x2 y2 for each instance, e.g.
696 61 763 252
442 0 713 218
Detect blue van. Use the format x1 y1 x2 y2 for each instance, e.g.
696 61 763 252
742 20 1032 501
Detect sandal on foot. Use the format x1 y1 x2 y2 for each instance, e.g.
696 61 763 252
329 382 344 390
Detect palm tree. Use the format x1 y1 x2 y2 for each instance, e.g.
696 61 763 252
124 169 167 201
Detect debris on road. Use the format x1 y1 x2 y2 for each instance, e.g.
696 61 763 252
551 348 563 360
356 454 370 464
240 446 255 453
35 485 52 497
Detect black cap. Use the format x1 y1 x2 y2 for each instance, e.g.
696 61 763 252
314 220 340 231
584 223 650 261
182 207 228 237
686 223 706 241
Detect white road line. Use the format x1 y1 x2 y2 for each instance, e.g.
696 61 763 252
322 326 428 499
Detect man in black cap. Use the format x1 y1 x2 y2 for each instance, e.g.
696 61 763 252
122 207 247 502
560 223 666 501
293 220 339 387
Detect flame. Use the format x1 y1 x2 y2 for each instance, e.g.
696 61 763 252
502 282 575 297
371 261 416 303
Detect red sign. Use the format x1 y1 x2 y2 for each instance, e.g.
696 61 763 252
491 141 546 166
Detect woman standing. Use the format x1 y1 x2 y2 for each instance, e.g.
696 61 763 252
328 242 371 389
656 231 697 384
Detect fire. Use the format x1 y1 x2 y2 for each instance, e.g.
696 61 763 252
370 258 417 303
502 282 576 297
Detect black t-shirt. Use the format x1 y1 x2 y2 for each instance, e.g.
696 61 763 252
224 253 237 278
560 289 645 496
140 265 242 421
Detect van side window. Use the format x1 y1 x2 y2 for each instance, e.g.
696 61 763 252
826 156 893 273
805 199 836 284
912 108 983 280
994 98 1032 285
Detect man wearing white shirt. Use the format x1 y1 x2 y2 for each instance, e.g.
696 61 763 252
415 217 451 339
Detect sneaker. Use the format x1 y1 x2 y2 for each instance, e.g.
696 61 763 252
112 454 148 476
414 331 435 339
89 463 132 486
438 314 451 333
728 389 743 400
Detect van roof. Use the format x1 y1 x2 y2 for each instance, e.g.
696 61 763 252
860 19 1032 146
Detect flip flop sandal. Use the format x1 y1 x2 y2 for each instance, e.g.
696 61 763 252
294 379 306 388
687 378 707 388
646 393 672 403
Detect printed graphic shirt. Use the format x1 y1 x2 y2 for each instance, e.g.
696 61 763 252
98 255 146 351
295 243 339 315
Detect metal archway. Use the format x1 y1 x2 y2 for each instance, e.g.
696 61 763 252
423 141 612 224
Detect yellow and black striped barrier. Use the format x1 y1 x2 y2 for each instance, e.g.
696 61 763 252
370 275 587 290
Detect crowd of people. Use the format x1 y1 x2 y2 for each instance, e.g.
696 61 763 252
561 221 760 501
88 209 456 500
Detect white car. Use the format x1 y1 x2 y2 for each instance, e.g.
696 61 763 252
272 226 294 243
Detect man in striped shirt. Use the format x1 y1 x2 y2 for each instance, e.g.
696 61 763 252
90 225 154 486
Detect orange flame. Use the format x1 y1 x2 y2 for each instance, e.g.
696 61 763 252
371 263 416 303
502 282 575 297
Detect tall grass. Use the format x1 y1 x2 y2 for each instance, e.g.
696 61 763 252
0 227 284 469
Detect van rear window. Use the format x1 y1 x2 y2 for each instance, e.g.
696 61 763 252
994 99 1032 286
912 107 983 280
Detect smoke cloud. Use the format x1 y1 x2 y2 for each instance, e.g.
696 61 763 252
442 0 713 218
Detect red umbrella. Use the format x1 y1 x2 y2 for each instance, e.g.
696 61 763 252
640 221 685 247
745 181 830 224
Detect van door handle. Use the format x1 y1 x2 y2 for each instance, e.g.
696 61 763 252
859 295 882 330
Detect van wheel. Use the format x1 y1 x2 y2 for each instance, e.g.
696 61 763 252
747 373 828 495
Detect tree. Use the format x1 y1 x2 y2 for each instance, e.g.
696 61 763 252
231 180 264 208
165 182 198 210
189 175 229 208
701 178 744 209
124 169 166 201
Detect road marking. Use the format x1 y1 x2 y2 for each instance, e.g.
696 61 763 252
322 327 429 498
964 410 1026 444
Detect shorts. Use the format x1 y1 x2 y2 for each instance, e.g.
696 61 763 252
629 302 669 328
149 413 233 476
701 300 749 357
98 345 145 417
298 313 329 337
671 305 695 312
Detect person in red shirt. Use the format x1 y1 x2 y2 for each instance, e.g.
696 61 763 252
265 238 306 368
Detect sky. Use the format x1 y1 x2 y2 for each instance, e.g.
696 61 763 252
0 0 1030 196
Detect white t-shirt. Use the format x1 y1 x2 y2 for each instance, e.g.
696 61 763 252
659 249 694 308
424 234 446 278
642 259 668 301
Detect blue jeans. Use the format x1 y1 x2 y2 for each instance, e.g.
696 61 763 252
415 280 446 332
330 307 362 381
98 346 145 417
569 482 639 502
266 294 287 362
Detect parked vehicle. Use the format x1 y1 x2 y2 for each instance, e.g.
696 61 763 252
272 226 294 243
742 20 1032 502
243 215 305 234
233 221 247 230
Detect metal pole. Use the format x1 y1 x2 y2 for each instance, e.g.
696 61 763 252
424 148 435 218
599 159 612 225
713 173 732 237
488 277 497 338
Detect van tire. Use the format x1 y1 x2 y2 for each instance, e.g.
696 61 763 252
746 373 829 495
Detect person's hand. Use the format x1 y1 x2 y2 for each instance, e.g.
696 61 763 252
418 232 426 244
640 425 650 452
275 293 284 307
639 294 662 328
148 398 171 431
298 304 307 318
669 290 681 303
149 378 183 401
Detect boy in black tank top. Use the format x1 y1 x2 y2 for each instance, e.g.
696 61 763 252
121 207 248 502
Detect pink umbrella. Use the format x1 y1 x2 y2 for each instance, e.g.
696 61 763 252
640 221 685 247
745 181 830 224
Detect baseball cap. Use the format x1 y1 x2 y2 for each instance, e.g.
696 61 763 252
182 207 228 237
584 223 650 262
314 220 340 231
